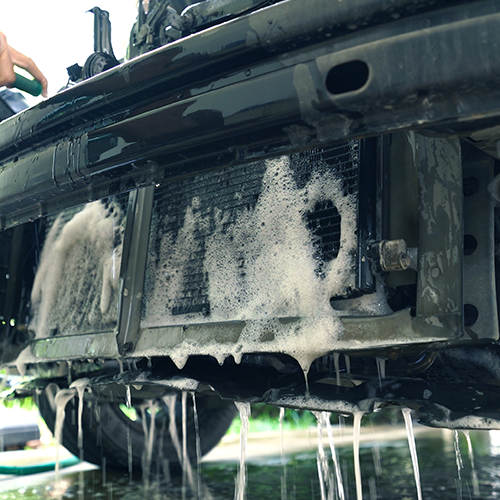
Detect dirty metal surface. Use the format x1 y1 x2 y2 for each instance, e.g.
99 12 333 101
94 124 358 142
0 0 500 228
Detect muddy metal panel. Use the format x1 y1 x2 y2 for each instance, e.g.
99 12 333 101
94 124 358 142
415 134 462 338
461 147 498 340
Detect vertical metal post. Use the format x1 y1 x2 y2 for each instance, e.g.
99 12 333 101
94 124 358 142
116 186 155 355
414 133 463 338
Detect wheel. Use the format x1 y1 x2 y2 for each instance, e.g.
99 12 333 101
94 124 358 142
37 389 236 473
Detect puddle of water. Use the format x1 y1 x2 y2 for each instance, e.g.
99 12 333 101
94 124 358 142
0 426 496 499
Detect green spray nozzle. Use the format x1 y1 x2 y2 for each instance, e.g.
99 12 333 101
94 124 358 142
13 72 42 97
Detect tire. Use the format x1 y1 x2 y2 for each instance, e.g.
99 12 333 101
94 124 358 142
37 390 236 473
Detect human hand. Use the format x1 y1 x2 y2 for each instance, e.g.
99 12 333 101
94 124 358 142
0 31 48 98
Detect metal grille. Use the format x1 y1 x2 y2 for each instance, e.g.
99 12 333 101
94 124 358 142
43 195 129 239
148 141 360 317
292 142 359 195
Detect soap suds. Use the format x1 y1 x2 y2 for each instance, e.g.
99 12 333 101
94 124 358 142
14 346 38 376
30 200 125 339
204 156 357 321
140 155 358 371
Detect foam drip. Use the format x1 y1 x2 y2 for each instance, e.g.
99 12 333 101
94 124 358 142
69 378 90 450
54 388 77 484
30 200 124 339
141 155 358 372
14 346 37 376
234 402 251 500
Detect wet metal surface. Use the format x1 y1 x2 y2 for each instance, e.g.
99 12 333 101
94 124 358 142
0 425 499 499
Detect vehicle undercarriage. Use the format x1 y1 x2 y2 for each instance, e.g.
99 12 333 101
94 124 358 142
1 0 500 471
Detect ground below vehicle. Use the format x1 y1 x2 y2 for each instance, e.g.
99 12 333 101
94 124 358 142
2 0 500 474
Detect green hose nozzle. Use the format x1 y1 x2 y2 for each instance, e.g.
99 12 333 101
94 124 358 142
13 72 42 97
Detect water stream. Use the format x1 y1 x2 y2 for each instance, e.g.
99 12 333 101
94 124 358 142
139 400 158 490
352 411 365 500
163 393 197 496
453 430 465 499
182 391 188 497
3 402 500 499
333 354 341 388
402 407 423 500
463 430 480 497
375 358 386 388
325 412 345 500
54 388 77 488
69 378 90 451
279 407 288 500
192 393 203 500
312 411 330 500
234 402 251 500
344 355 350 376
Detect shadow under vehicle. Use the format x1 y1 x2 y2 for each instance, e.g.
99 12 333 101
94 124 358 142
2 0 500 472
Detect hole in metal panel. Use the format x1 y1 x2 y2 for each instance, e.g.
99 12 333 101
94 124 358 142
326 61 369 95
464 303 479 327
464 234 478 256
463 176 479 197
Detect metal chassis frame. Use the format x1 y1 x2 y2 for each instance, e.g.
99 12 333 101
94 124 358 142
1 0 500 228
3 0 500 363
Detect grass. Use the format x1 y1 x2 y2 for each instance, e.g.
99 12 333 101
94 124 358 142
227 404 317 435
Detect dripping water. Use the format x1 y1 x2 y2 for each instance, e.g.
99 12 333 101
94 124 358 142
312 411 329 500
126 386 132 409
163 394 196 497
369 422 383 478
140 400 158 490
333 353 341 388
453 430 464 480
234 402 251 500
182 391 188 499
368 476 377 500
339 415 345 444
69 378 90 451
54 388 77 485
69 379 88 499
164 395 182 463
353 411 365 500
401 407 422 500
344 354 351 376
376 357 386 388
279 407 288 500
191 393 202 500
371 440 383 478
67 361 72 386
453 430 464 500
302 369 310 399
325 411 345 500
463 430 480 497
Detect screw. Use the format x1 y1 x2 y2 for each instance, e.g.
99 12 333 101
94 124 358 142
399 253 411 269
123 342 134 353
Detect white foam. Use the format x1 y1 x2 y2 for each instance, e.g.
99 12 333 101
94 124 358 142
140 155 358 373
30 201 124 339
422 403 500 430
14 346 37 376
204 156 357 323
